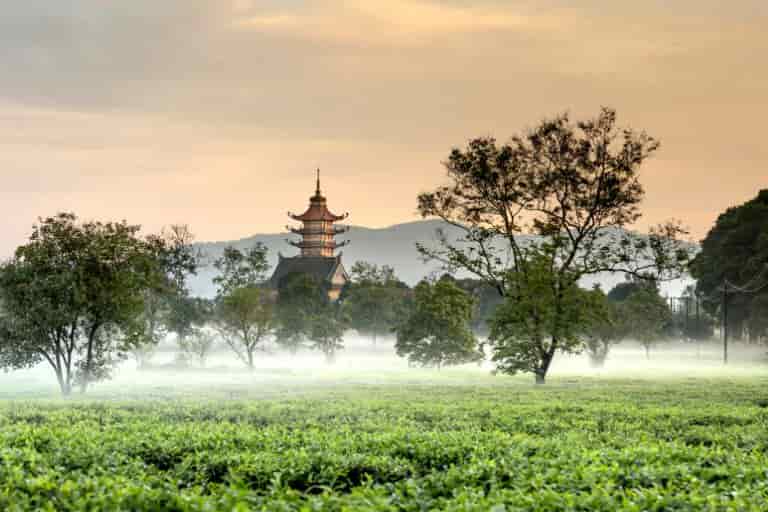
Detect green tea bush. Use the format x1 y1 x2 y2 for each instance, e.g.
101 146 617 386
1 378 767 510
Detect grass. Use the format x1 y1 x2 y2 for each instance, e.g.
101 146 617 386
1 365 768 510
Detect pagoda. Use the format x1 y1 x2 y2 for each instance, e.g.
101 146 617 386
268 170 350 301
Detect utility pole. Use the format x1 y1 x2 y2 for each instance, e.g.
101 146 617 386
695 294 700 330
695 294 701 359
722 283 729 365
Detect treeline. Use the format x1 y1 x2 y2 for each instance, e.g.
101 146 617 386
4 107 762 391
0 213 392 394
0 211 706 396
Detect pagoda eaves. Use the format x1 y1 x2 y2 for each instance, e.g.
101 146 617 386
285 170 350 258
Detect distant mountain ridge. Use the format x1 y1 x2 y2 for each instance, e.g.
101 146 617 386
190 219 455 297
189 219 695 298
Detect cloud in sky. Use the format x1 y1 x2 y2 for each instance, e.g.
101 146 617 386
234 0 544 45
0 0 767 254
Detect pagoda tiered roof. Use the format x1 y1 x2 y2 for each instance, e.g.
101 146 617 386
288 225 349 236
290 204 347 223
288 174 348 223
270 169 351 300
288 239 350 251
284 169 350 258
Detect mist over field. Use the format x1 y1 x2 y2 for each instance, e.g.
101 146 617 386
2 333 765 401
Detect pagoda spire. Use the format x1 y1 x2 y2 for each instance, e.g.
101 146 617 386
287 170 349 258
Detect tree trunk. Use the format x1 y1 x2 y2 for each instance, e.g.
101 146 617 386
588 353 606 368
644 344 650 360
55 369 71 396
64 363 73 396
325 350 336 365
535 339 557 385
80 324 100 393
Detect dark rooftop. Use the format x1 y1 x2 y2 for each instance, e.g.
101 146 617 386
268 255 345 289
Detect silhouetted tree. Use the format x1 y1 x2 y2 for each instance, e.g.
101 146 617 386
690 189 768 342
417 108 691 383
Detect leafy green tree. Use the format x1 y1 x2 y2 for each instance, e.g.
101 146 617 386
581 287 621 368
166 295 211 350
488 256 595 383
690 189 768 342
132 285 164 370
179 329 217 368
134 224 200 369
445 275 503 335
670 285 714 342
607 279 645 303
416 108 691 383
215 287 274 369
212 245 273 369
0 213 171 394
213 244 270 296
343 262 409 345
748 294 768 344
275 272 349 362
274 273 328 355
395 279 481 369
309 307 347 364
621 283 672 359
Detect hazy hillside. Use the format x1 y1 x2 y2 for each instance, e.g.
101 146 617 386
190 219 695 298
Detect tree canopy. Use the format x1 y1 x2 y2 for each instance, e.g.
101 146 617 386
581 286 621 368
416 108 691 383
690 189 768 342
0 213 176 394
212 245 273 369
620 281 672 359
343 262 410 344
275 273 329 355
395 278 481 368
488 256 595 382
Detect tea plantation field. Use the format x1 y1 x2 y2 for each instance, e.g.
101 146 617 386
2 374 768 511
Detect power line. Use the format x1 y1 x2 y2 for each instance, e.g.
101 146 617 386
723 263 768 293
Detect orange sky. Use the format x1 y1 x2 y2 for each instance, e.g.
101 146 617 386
1 1 766 254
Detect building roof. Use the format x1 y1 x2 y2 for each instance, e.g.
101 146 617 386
290 197 347 222
268 255 348 289
289 169 348 222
